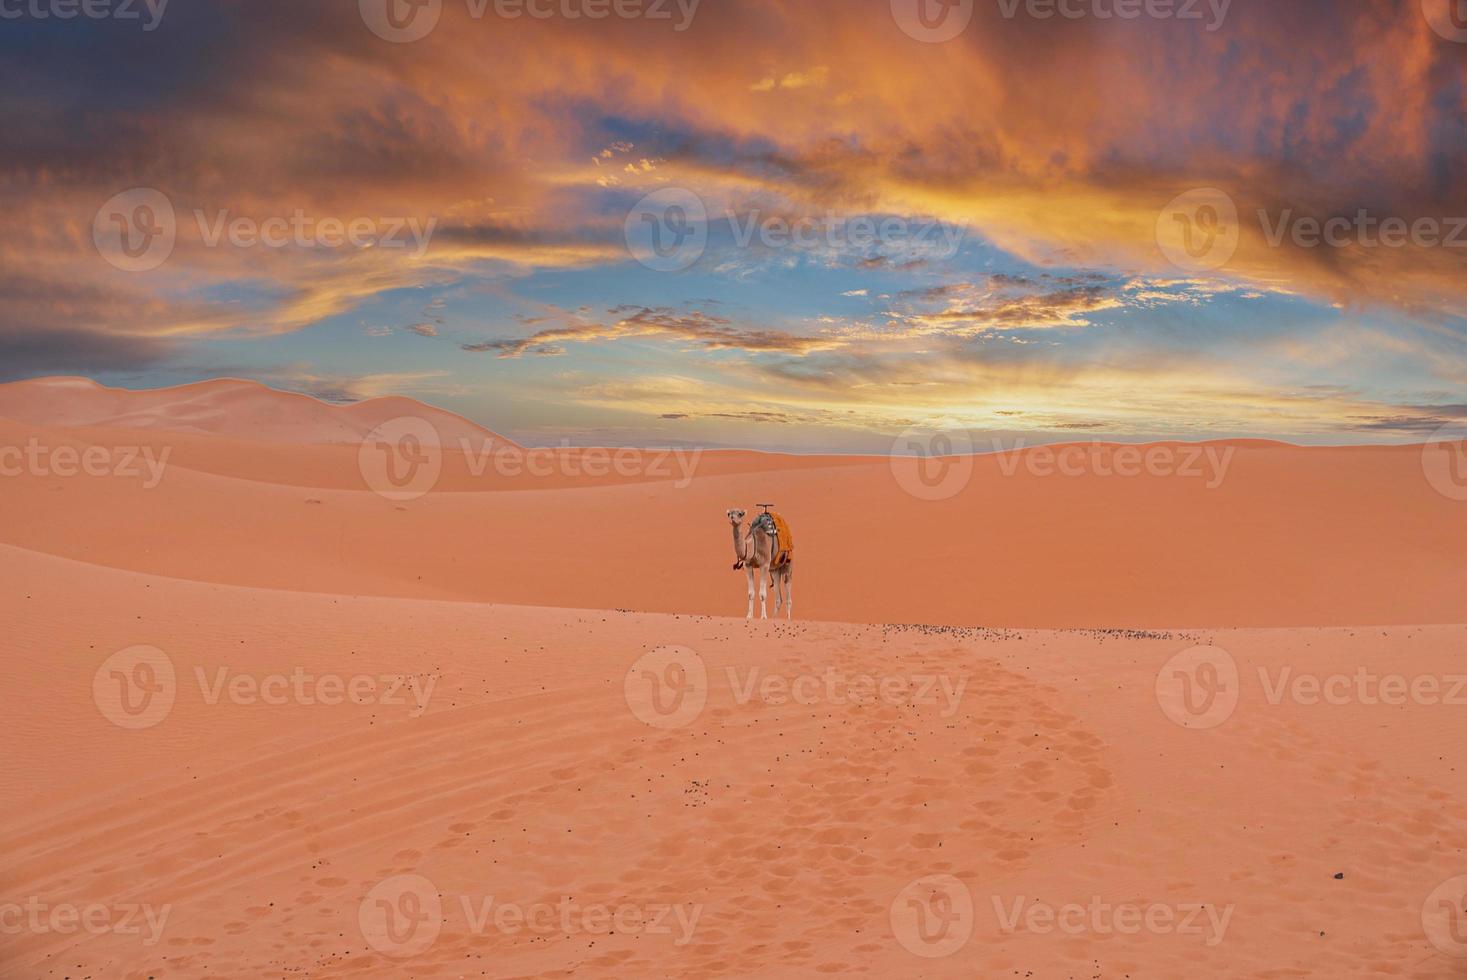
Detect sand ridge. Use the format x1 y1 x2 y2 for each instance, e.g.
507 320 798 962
2 379 1466 977
0 378 1464 627
3 547 1464 976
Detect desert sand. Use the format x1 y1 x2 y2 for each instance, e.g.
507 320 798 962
2 377 1465 978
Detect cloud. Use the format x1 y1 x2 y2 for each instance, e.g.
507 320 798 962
0 322 175 382
750 66 830 92
6 0 1467 445
463 305 841 358
882 273 1208 336
12 0 1467 336
706 410 799 423
1349 405 1467 433
246 368 461 404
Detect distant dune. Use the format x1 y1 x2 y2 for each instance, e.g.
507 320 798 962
0 377 517 448
0 377 1462 628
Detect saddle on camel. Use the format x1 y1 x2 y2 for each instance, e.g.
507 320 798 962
732 505 792 570
759 509 794 569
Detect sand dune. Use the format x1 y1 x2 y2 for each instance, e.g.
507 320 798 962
0 377 516 448
3 378 1466 977
3 545 1464 977
0 380 1464 627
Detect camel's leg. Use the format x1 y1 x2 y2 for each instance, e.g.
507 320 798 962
744 566 755 620
772 569 783 615
758 568 768 619
784 566 794 620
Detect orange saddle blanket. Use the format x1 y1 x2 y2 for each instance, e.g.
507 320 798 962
769 512 794 567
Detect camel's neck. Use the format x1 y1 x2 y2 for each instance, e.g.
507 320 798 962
746 522 771 566
730 522 747 563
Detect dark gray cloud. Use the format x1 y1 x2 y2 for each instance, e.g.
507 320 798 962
1349 405 1467 433
0 324 174 382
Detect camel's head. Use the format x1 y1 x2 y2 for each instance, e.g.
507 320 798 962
725 508 746 525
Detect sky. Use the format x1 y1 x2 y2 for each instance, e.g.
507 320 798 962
3 0 1467 451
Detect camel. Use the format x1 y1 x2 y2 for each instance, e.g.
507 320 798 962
727 507 793 620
